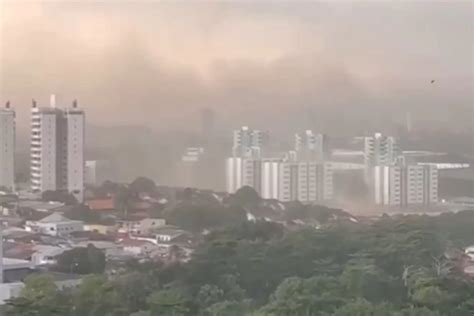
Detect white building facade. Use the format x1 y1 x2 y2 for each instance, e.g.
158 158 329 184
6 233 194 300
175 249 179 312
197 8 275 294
30 98 85 202
275 161 333 203
0 103 15 191
373 163 438 207
26 213 84 237
295 130 329 161
226 158 333 203
225 157 263 194
232 126 267 158
31 103 58 193
364 133 399 167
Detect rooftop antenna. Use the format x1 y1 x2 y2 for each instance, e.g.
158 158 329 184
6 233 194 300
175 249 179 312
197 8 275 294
50 94 56 108
5 101 10 109
32 99 37 108
72 99 78 108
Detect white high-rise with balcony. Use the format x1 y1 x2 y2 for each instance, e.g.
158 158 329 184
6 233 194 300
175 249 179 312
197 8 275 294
295 130 329 161
364 133 399 167
232 126 267 158
30 97 85 202
0 102 15 191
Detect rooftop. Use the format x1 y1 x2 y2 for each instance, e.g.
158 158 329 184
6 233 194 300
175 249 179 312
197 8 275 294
37 213 83 224
120 239 154 247
86 198 115 211
17 201 64 212
2 257 34 270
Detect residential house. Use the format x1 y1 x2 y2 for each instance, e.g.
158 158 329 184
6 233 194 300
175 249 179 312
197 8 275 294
117 218 166 235
84 223 117 235
155 226 192 245
120 239 156 256
25 213 84 236
31 245 68 265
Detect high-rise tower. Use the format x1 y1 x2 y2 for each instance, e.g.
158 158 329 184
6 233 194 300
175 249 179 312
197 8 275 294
30 96 85 202
0 102 15 191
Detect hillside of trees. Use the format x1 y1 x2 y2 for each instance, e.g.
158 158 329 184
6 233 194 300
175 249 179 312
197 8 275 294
6 209 474 316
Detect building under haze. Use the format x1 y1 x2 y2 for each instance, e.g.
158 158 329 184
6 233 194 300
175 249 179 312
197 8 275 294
30 97 85 202
226 157 264 194
226 157 333 203
0 102 15 191
85 160 113 186
295 130 329 161
364 133 399 167
372 157 438 207
200 108 215 142
176 147 206 189
262 161 333 203
232 126 267 158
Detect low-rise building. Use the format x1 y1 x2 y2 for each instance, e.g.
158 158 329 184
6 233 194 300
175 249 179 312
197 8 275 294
25 213 84 236
1 257 36 283
120 239 156 256
84 223 117 235
31 245 68 265
117 218 166 235
155 226 192 245
85 198 115 212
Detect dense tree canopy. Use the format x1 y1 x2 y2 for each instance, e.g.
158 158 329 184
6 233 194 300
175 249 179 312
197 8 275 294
55 245 106 275
231 186 261 211
130 177 157 195
6 212 474 316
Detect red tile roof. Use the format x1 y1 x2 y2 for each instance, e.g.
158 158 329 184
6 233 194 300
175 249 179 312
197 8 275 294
86 198 115 211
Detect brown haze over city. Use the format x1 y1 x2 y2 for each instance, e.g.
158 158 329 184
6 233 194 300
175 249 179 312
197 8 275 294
0 0 473 184
1 1 473 132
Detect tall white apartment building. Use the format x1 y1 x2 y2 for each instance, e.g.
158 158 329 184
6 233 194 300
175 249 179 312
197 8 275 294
30 98 85 202
295 130 329 161
364 133 399 167
232 126 267 158
64 103 85 201
225 157 263 194
261 160 280 199
0 102 15 191
226 157 333 203
271 161 333 203
373 162 438 207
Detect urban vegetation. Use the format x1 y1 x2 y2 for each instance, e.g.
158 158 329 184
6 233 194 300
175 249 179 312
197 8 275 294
6 188 474 316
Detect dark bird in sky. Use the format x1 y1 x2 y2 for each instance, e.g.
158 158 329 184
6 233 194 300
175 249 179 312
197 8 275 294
431 80 435 84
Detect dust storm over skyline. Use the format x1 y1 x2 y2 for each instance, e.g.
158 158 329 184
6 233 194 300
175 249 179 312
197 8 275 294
1 0 473 135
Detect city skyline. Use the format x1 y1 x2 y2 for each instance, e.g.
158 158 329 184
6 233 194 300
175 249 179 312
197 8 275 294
0 2 473 313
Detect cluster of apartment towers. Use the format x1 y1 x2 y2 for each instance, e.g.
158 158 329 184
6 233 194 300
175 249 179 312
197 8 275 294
0 96 85 202
225 127 438 207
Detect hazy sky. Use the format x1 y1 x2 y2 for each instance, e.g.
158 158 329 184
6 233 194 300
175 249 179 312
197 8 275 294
1 0 473 134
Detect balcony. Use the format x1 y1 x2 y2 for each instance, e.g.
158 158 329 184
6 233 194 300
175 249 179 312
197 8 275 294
30 171 41 179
